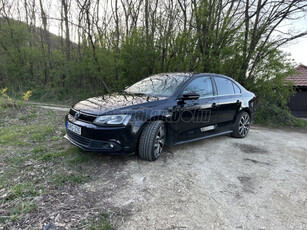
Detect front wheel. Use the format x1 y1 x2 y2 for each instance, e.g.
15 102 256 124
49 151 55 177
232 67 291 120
232 111 250 138
139 121 165 161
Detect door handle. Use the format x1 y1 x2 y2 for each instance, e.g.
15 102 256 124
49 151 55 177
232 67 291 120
211 103 217 108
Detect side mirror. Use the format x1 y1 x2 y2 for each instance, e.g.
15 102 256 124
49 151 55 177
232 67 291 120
180 92 200 101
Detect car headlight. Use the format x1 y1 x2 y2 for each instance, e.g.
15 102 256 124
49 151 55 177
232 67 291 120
93 115 131 126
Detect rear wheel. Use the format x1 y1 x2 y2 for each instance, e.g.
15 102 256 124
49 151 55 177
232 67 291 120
139 121 165 161
232 111 250 138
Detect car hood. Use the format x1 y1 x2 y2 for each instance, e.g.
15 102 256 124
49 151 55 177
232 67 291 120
73 93 167 115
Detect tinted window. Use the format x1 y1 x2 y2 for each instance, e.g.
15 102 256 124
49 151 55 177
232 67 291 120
183 77 213 97
215 77 235 95
233 83 241 94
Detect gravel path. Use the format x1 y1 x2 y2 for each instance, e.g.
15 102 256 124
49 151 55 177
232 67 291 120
25 101 70 112
38 105 69 112
81 126 307 230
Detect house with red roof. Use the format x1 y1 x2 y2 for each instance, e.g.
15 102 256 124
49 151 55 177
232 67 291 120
286 64 307 118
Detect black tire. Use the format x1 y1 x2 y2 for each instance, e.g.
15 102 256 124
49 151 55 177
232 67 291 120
232 111 250 138
139 120 165 161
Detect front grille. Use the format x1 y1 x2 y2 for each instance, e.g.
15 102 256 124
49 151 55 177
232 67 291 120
66 130 91 146
69 109 97 123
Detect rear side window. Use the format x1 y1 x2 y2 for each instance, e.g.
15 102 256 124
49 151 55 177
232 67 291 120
183 77 213 98
233 83 241 94
215 77 235 95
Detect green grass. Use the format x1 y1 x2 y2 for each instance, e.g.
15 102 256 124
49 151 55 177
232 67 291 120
31 146 48 154
0 124 55 145
69 151 92 164
78 213 111 230
0 97 25 110
10 182 40 199
6 155 29 165
52 173 89 186
0 97 16 109
19 111 37 122
0 102 109 227
10 201 36 216
293 117 307 129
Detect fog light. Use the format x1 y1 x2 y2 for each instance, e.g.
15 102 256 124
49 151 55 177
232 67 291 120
102 143 114 149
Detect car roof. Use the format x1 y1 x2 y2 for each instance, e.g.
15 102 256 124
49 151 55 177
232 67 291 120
150 72 194 77
193 73 231 78
149 73 235 82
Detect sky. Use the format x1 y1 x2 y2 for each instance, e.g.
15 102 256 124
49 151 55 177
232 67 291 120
280 15 307 65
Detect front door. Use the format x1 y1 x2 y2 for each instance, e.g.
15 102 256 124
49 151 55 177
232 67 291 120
172 76 219 142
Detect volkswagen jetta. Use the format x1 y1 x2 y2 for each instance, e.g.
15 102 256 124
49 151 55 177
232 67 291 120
65 73 256 161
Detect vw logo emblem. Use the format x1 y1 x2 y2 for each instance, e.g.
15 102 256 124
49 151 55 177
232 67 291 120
75 112 81 120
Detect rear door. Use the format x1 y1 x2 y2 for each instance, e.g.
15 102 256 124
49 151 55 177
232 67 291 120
213 77 242 129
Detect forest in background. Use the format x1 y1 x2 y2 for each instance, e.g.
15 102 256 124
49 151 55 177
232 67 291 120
0 0 307 125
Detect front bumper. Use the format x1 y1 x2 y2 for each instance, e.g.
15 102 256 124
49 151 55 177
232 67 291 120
64 115 139 154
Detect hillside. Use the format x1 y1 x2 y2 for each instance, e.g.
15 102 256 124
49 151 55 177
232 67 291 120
0 17 76 51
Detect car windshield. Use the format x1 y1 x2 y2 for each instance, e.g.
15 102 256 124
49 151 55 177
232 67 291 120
125 74 189 97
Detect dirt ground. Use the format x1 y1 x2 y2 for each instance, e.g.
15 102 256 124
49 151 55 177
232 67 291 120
2 103 306 229
79 125 307 230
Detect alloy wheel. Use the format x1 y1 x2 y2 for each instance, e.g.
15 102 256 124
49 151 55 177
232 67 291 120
154 125 165 158
239 114 250 137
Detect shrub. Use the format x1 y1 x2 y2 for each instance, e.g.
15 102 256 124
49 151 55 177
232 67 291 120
22 90 32 101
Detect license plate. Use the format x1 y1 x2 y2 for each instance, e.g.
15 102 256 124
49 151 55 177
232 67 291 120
67 121 81 135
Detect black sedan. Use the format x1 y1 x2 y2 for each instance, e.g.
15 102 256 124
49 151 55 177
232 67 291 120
65 73 256 161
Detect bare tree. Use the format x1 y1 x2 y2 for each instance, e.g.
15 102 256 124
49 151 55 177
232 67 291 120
241 0 307 82
62 0 70 65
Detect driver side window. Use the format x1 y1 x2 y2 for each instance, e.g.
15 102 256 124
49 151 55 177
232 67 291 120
183 77 213 98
